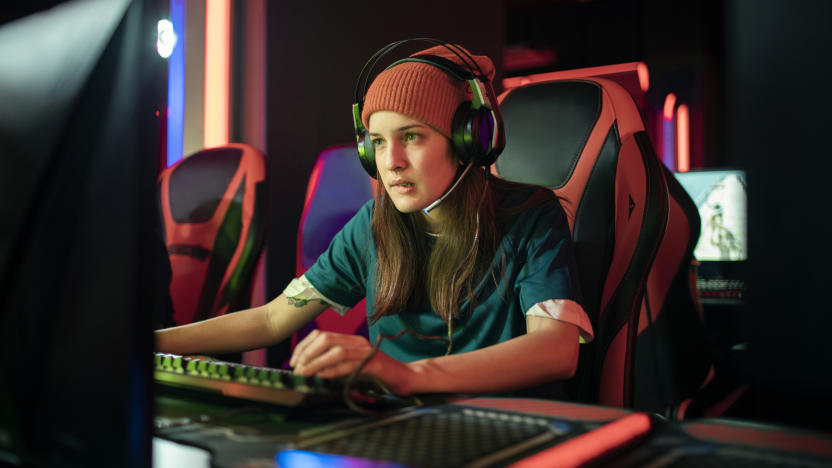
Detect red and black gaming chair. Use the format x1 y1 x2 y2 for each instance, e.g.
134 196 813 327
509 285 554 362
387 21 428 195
157 143 267 326
291 143 376 350
496 77 711 412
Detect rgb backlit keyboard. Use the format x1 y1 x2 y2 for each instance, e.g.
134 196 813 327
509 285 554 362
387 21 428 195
154 353 388 408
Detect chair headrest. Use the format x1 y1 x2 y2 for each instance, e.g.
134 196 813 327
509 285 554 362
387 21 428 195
168 146 244 223
496 80 602 189
299 144 375 271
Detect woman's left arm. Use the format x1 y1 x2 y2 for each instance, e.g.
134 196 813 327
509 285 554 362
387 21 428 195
290 316 579 396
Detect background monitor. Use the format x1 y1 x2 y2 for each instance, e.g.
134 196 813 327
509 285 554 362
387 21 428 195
0 0 166 465
675 169 747 301
675 169 747 262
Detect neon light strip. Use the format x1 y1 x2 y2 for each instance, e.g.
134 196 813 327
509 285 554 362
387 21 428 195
166 0 185 166
676 104 690 172
636 63 649 92
662 116 676 170
508 413 652 468
663 93 677 121
204 0 230 147
661 94 677 170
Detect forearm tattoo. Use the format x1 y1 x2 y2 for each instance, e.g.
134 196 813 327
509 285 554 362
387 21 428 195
287 296 327 308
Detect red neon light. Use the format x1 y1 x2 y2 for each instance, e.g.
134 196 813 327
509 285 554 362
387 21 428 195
204 0 230 147
508 413 652 468
503 44 558 71
676 104 690 172
636 62 649 92
663 93 676 121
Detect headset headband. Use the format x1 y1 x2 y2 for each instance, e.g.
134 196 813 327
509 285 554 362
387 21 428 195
353 38 485 111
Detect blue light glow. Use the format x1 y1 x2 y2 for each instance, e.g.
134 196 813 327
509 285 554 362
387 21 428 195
166 0 186 166
275 450 408 468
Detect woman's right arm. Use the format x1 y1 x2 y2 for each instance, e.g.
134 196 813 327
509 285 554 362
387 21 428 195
154 293 330 355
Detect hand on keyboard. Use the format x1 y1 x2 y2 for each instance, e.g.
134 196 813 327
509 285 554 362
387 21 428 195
290 330 415 396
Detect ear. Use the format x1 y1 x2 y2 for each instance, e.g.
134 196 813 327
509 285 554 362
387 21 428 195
445 137 462 165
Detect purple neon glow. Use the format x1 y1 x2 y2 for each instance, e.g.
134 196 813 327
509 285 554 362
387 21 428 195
166 0 185 166
662 117 675 171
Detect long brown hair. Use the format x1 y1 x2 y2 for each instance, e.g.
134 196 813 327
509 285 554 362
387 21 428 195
370 163 555 322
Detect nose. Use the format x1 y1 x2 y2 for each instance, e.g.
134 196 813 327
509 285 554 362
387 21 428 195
378 139 407 174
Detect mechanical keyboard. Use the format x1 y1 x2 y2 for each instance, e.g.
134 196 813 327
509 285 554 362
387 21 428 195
153 353 393 408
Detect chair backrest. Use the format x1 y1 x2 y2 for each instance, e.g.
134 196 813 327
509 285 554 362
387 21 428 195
157 143 267 326
292 144 375 348
634 165 711 414
496 77 707 408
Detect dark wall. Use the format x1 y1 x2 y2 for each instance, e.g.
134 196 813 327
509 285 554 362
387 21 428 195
724 0 832 429
506 0 725 169
264 2 505 360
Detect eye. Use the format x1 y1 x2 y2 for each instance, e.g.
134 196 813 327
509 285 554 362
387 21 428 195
371 137 385 147
404 132 421 143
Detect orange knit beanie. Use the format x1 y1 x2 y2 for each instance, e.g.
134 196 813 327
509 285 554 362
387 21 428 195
361 44 496 139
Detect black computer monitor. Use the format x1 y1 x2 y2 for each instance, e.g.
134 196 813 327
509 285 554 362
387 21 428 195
0 0 166 465
674 169 747 302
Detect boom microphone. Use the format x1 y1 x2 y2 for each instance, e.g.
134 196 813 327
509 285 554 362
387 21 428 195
423 162 474 214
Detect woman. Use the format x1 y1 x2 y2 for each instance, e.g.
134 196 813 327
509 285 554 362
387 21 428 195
156 41 594 398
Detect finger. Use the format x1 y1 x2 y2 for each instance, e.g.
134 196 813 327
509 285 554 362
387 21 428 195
292 329 358 365
313 349 395 386
294 344 370 377
294 342 366 376
289 329 321 367
292 332 367 369
314 359 367 379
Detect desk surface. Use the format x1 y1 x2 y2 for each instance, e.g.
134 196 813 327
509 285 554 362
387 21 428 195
154 388 832 468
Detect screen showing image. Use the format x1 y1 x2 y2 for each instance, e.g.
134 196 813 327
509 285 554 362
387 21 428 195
675 169 747 262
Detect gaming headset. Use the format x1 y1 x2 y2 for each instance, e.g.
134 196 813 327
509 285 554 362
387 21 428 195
352 38 505 179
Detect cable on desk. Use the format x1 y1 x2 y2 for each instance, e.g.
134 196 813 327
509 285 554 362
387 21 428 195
341 329 449 415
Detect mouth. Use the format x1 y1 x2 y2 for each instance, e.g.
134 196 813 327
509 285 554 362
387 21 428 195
389 177 415 187
389 180 416 194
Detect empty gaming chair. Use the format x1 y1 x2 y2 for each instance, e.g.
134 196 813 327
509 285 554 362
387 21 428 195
291 144 375 350
496 77 710 411
157 143 267 326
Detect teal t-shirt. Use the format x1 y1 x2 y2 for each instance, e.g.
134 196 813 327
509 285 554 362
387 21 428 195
304 189 582 364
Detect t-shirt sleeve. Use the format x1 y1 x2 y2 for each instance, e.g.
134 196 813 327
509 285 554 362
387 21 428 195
303 201 374 309
526 299 594 343
514 199 584 316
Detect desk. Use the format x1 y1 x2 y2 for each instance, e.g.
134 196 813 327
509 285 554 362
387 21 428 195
612 417 832 467
155 388 832 467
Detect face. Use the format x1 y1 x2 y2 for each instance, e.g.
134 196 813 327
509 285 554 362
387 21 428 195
369 111 458 220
